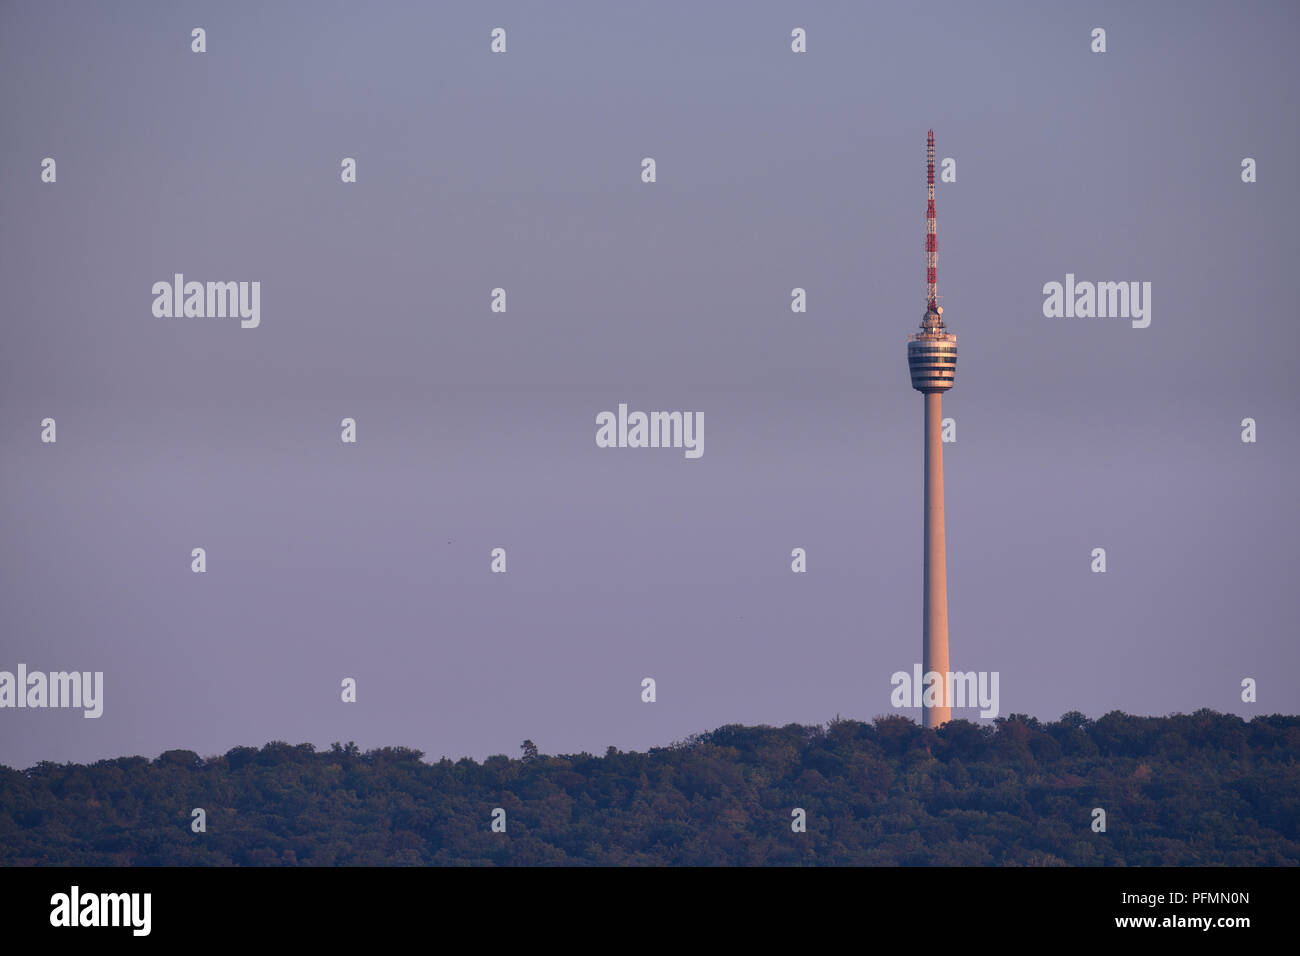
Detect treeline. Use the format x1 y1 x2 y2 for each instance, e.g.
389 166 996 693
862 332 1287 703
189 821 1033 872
1 710 1297 865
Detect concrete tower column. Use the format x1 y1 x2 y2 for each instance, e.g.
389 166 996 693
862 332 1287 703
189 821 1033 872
923 390 951 728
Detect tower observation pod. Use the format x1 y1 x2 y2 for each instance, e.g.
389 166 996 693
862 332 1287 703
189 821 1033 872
907 130 956 729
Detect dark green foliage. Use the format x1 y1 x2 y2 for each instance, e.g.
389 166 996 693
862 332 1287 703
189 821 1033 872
1 712 1297 866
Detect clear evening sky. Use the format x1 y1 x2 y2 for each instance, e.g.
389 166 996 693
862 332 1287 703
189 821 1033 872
1 1 1297 769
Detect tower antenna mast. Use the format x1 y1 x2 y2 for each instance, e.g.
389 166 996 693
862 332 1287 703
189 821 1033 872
926 129 940 318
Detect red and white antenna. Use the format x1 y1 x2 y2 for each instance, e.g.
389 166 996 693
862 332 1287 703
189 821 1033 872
926 129 938 313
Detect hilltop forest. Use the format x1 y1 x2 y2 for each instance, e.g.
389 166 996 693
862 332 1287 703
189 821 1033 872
2 710 1297 865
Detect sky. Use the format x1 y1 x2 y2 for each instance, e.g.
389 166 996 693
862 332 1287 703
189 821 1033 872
1 0 1297 769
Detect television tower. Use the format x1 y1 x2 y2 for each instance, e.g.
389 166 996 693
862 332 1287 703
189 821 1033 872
907 129 956 728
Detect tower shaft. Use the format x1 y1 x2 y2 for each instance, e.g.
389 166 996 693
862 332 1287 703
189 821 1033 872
922 391 951 728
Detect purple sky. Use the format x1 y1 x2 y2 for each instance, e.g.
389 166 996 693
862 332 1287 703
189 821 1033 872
2 1 1298 769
